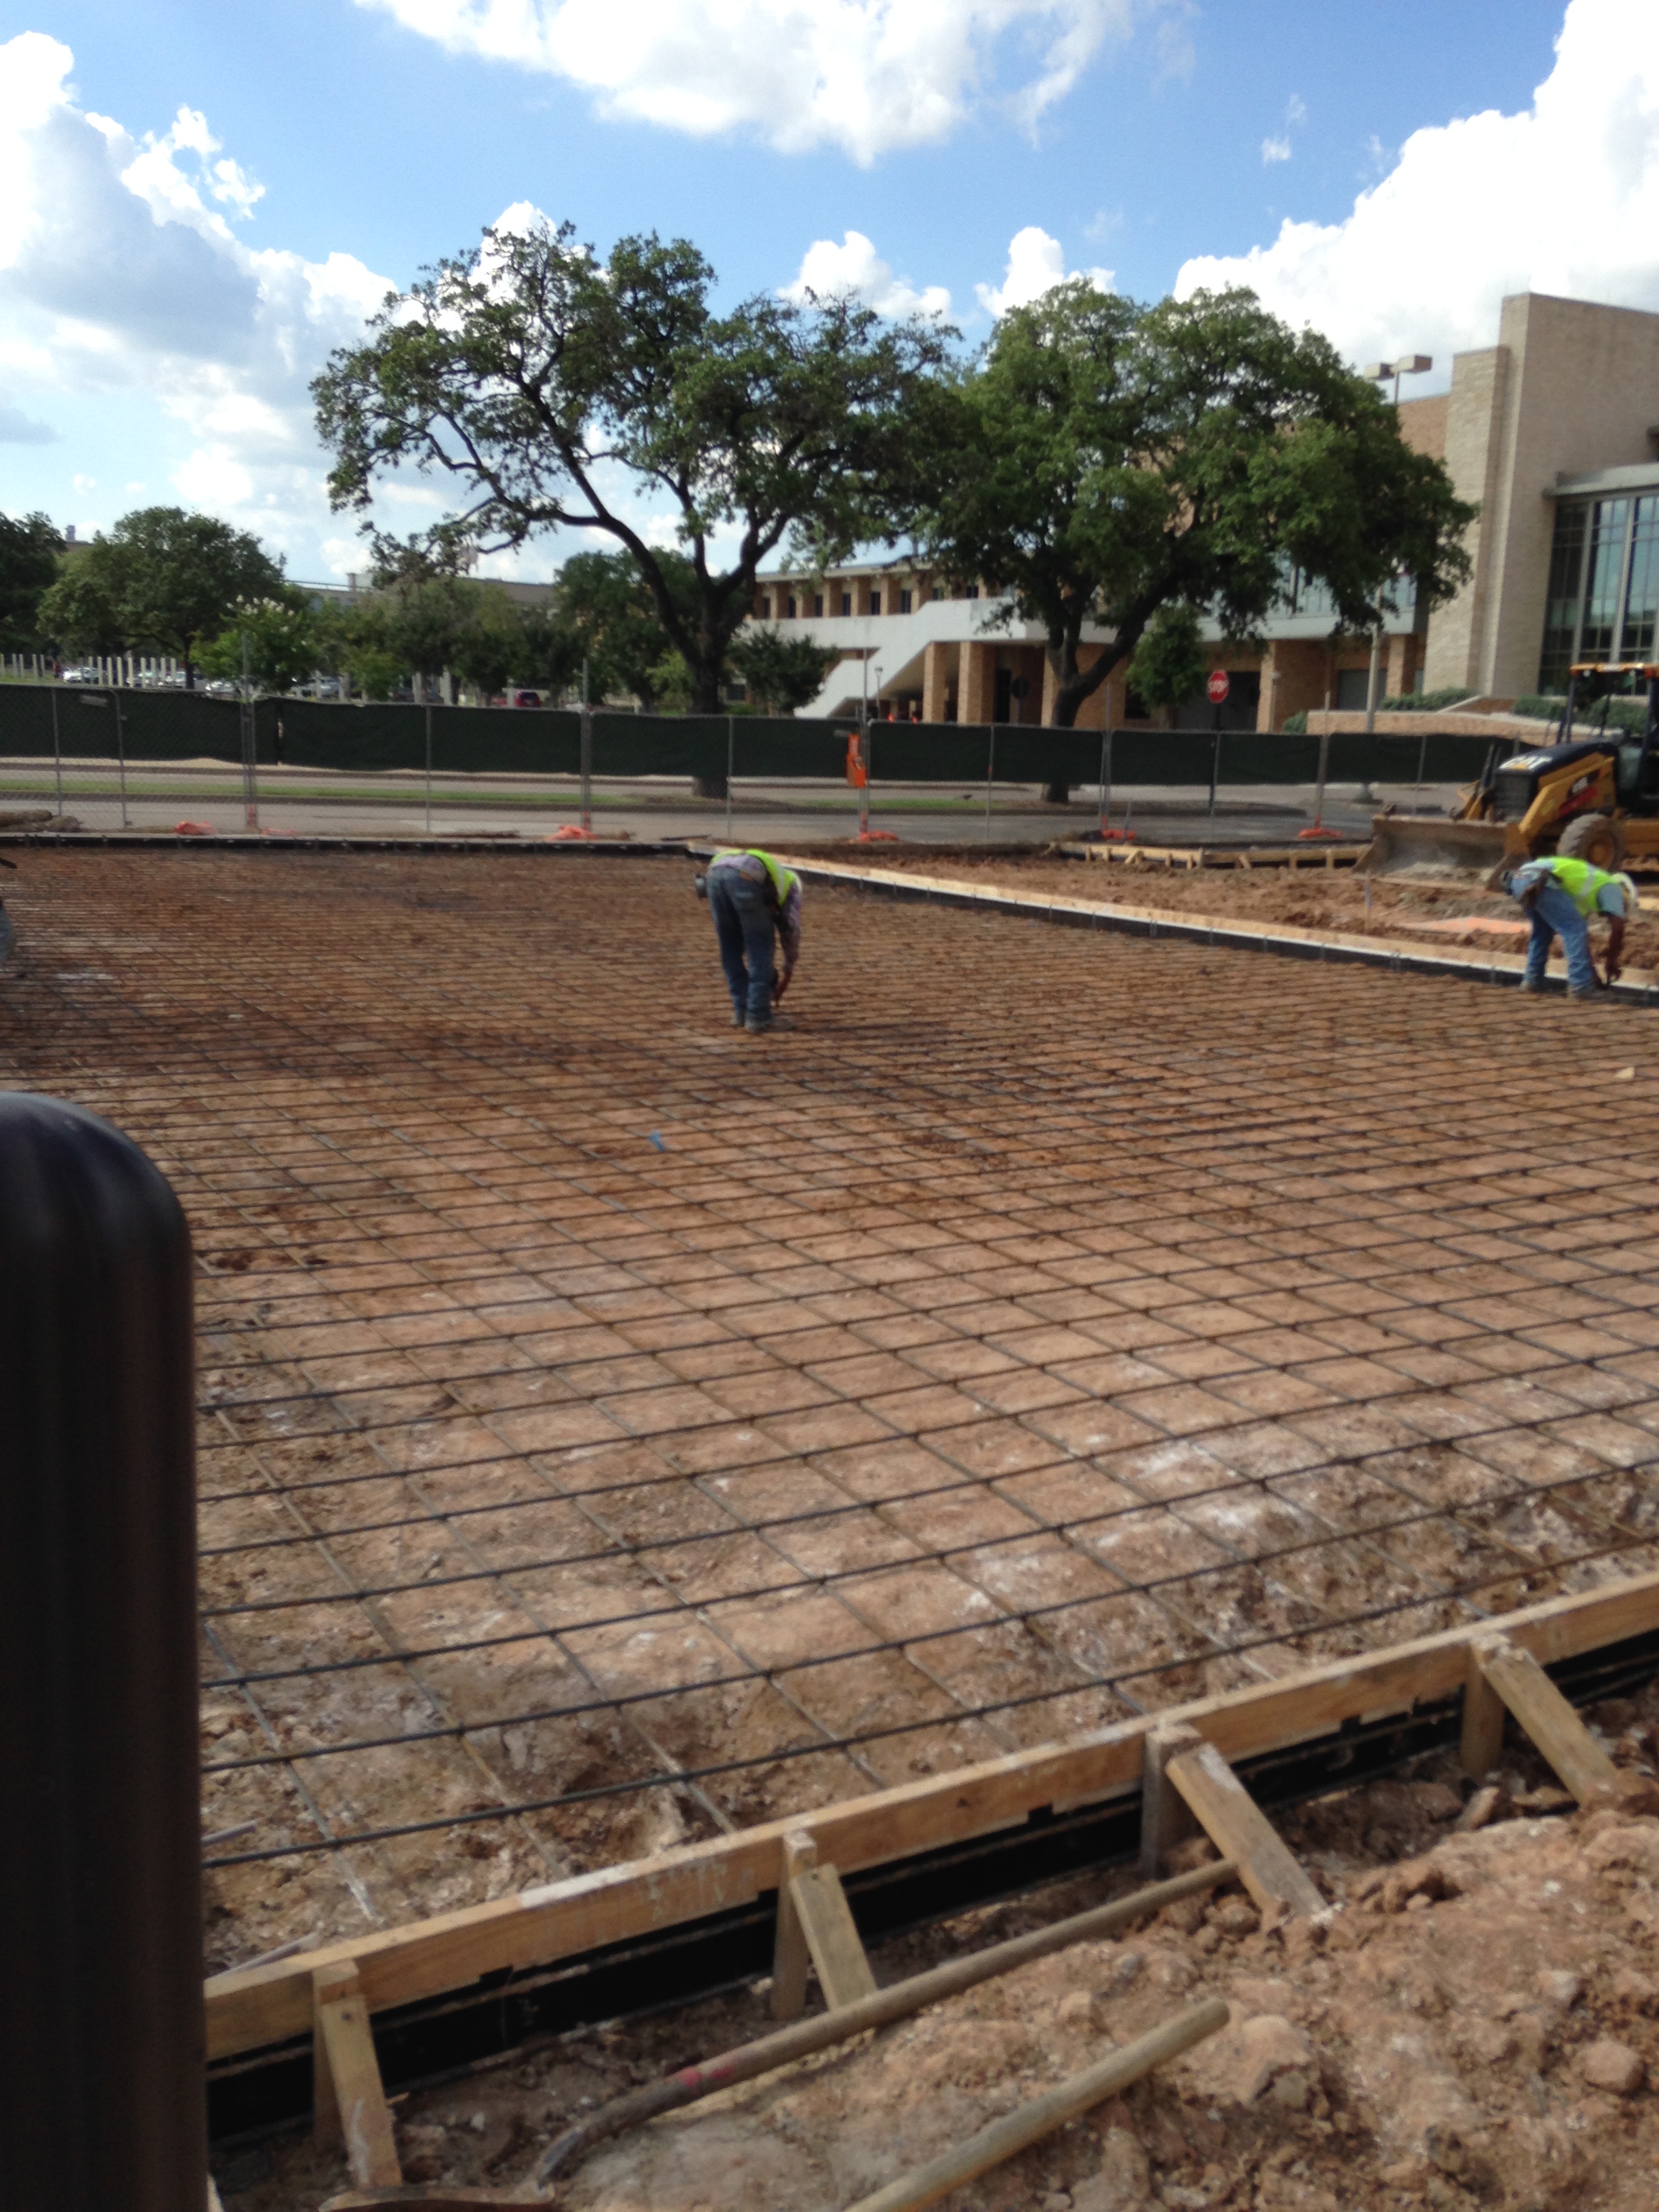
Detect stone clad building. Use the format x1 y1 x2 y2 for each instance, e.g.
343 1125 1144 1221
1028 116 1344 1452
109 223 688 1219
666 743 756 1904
750 291 1659 731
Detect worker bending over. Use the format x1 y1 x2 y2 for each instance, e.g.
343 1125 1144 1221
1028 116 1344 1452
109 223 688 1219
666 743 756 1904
1503 855 1637 996
701 848 802 1033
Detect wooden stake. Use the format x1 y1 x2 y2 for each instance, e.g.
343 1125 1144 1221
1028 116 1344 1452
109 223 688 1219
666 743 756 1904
1460 1643 1507 1778
770 1828 817 2021
1475 1638 1630 1807
842 1999 1230 2212
1139 1721 1201 1879
790 1861 878 2010
1166 1740 1326 1922
314 1961 402 2187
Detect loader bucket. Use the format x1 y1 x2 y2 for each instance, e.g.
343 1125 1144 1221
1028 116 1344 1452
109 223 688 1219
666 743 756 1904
1359 813 1518 883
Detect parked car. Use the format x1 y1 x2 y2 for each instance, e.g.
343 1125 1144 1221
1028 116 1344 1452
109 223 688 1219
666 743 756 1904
513 690 542 709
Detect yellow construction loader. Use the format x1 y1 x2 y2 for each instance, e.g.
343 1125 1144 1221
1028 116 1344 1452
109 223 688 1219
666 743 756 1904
1363 663 1659 881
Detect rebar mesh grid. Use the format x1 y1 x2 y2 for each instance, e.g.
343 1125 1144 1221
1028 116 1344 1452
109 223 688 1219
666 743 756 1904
5 847 1659 1971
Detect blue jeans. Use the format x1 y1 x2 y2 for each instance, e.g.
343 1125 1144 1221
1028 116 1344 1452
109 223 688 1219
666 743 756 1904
709 867 777 1025
1524 882 1598 994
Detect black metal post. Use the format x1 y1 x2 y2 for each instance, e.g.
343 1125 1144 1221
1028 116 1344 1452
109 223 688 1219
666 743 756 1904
114 689 129 829
0 1093 204 2212
1208 713 1221 822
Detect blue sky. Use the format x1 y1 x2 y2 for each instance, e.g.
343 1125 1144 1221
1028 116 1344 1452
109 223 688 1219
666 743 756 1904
2 0 1655 580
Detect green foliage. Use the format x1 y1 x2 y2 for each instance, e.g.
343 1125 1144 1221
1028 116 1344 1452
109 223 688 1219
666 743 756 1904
0 510 64 651
647 649 695 713
36 506 286 682
313 598 403 699
914 283 1477 728
313 217 949 713
727 624 840 714
1378 687 1482 712
1123 605 1206 714
197 594 319 693
1282 710 1308 734
554 548 690 708
1513 692 1649 735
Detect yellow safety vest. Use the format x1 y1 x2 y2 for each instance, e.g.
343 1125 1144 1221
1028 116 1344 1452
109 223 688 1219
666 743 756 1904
715 849 800 908
1544 856 1620 918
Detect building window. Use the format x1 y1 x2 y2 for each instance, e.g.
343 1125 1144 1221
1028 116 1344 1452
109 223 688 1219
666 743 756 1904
931 586 943 601
869 589 881 615
1538 493 1659 691
759 594 771 619
840 590 852 616
785 594 796 619
813 594 824 617
964 583 980 600
899 588 912 613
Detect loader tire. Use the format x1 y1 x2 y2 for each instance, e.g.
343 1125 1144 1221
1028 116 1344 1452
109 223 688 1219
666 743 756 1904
1558 813 1625 870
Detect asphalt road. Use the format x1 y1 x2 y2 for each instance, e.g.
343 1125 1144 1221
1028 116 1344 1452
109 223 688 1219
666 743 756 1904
0 760 1439 844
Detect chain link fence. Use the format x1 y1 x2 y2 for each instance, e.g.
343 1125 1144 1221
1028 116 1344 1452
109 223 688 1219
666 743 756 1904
0 682 1511 841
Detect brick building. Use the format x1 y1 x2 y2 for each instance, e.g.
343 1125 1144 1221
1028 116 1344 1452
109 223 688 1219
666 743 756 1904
750 291 1659 729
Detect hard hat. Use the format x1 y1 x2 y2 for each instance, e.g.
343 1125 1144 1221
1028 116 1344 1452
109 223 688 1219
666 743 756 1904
1616 872 1639 912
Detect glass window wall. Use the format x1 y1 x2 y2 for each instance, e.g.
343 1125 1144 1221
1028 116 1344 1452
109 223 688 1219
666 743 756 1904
1538 491 1659 690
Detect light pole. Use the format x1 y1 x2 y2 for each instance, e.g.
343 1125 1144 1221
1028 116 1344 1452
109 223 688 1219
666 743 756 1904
1361 354 1433 407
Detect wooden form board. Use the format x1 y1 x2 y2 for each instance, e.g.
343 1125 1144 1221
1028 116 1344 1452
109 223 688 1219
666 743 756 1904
205 1567 1659 2062
790 1863 878 2010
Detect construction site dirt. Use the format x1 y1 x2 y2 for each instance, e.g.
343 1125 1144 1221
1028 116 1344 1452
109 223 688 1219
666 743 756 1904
815 846 1659 976
6 845 1659 2202
213 1726 1659 2212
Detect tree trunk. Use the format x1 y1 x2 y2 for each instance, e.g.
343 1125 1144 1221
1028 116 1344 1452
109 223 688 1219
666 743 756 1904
1042 781 1071 803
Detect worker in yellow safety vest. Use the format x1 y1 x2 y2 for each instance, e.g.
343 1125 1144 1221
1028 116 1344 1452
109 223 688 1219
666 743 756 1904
1502 854 1637 997
695 849 803 1033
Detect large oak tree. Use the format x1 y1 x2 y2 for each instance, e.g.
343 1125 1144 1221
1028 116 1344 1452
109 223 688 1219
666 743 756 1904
312 220 949 714
916 283 1476 729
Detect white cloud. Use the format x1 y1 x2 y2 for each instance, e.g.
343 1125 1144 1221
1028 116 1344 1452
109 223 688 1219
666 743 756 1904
354 0 1157 165
1176 0 1659 375
784 230 951 317
0 33 392 568
975 225 1113 316
0 397 58 443
73 472 96 492
1261 136 1290 165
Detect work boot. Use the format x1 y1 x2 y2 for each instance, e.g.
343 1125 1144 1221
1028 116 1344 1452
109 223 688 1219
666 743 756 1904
731 1008 747 1028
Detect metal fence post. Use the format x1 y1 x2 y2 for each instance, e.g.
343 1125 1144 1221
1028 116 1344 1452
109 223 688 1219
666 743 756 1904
239 631 259 832
725 716 735 843
424 701 433 836
114 689 129 829
1208 720 1221 823
50 682 63 819
580 658 593 836
984 724 996 842
0 1092 204 2212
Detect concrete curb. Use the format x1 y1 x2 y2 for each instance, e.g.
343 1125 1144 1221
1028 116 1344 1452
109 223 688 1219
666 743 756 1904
769 853 1659 1007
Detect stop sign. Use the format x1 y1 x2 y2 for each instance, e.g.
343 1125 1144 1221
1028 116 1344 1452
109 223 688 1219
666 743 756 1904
1206 670 1231 705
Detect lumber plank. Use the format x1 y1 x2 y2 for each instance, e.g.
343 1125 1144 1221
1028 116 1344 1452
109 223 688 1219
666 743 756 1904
1460 1645 1507 1778
770 1828 817 2022
790 1862 878 2009
314 1963 401 2186
312 1962 356 2151
1140 1722 1201 1879
1166 1741 1326 1922
205 1565 1659 2061
1476 1639 1622 1805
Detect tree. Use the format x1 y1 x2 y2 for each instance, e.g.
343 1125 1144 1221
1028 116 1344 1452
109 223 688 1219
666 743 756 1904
553 548 690 710
36 506 287 687
0 511 64 653
917 283 1475 729
314 598 403 701
1123 603 1207 718
313 218 949 713
198 594 321 693
727 625 840 714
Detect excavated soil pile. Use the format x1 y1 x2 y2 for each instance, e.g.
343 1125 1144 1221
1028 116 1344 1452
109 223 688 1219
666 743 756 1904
817 849 1659 975
222 1716 1659 2212
3 849 1659 1989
